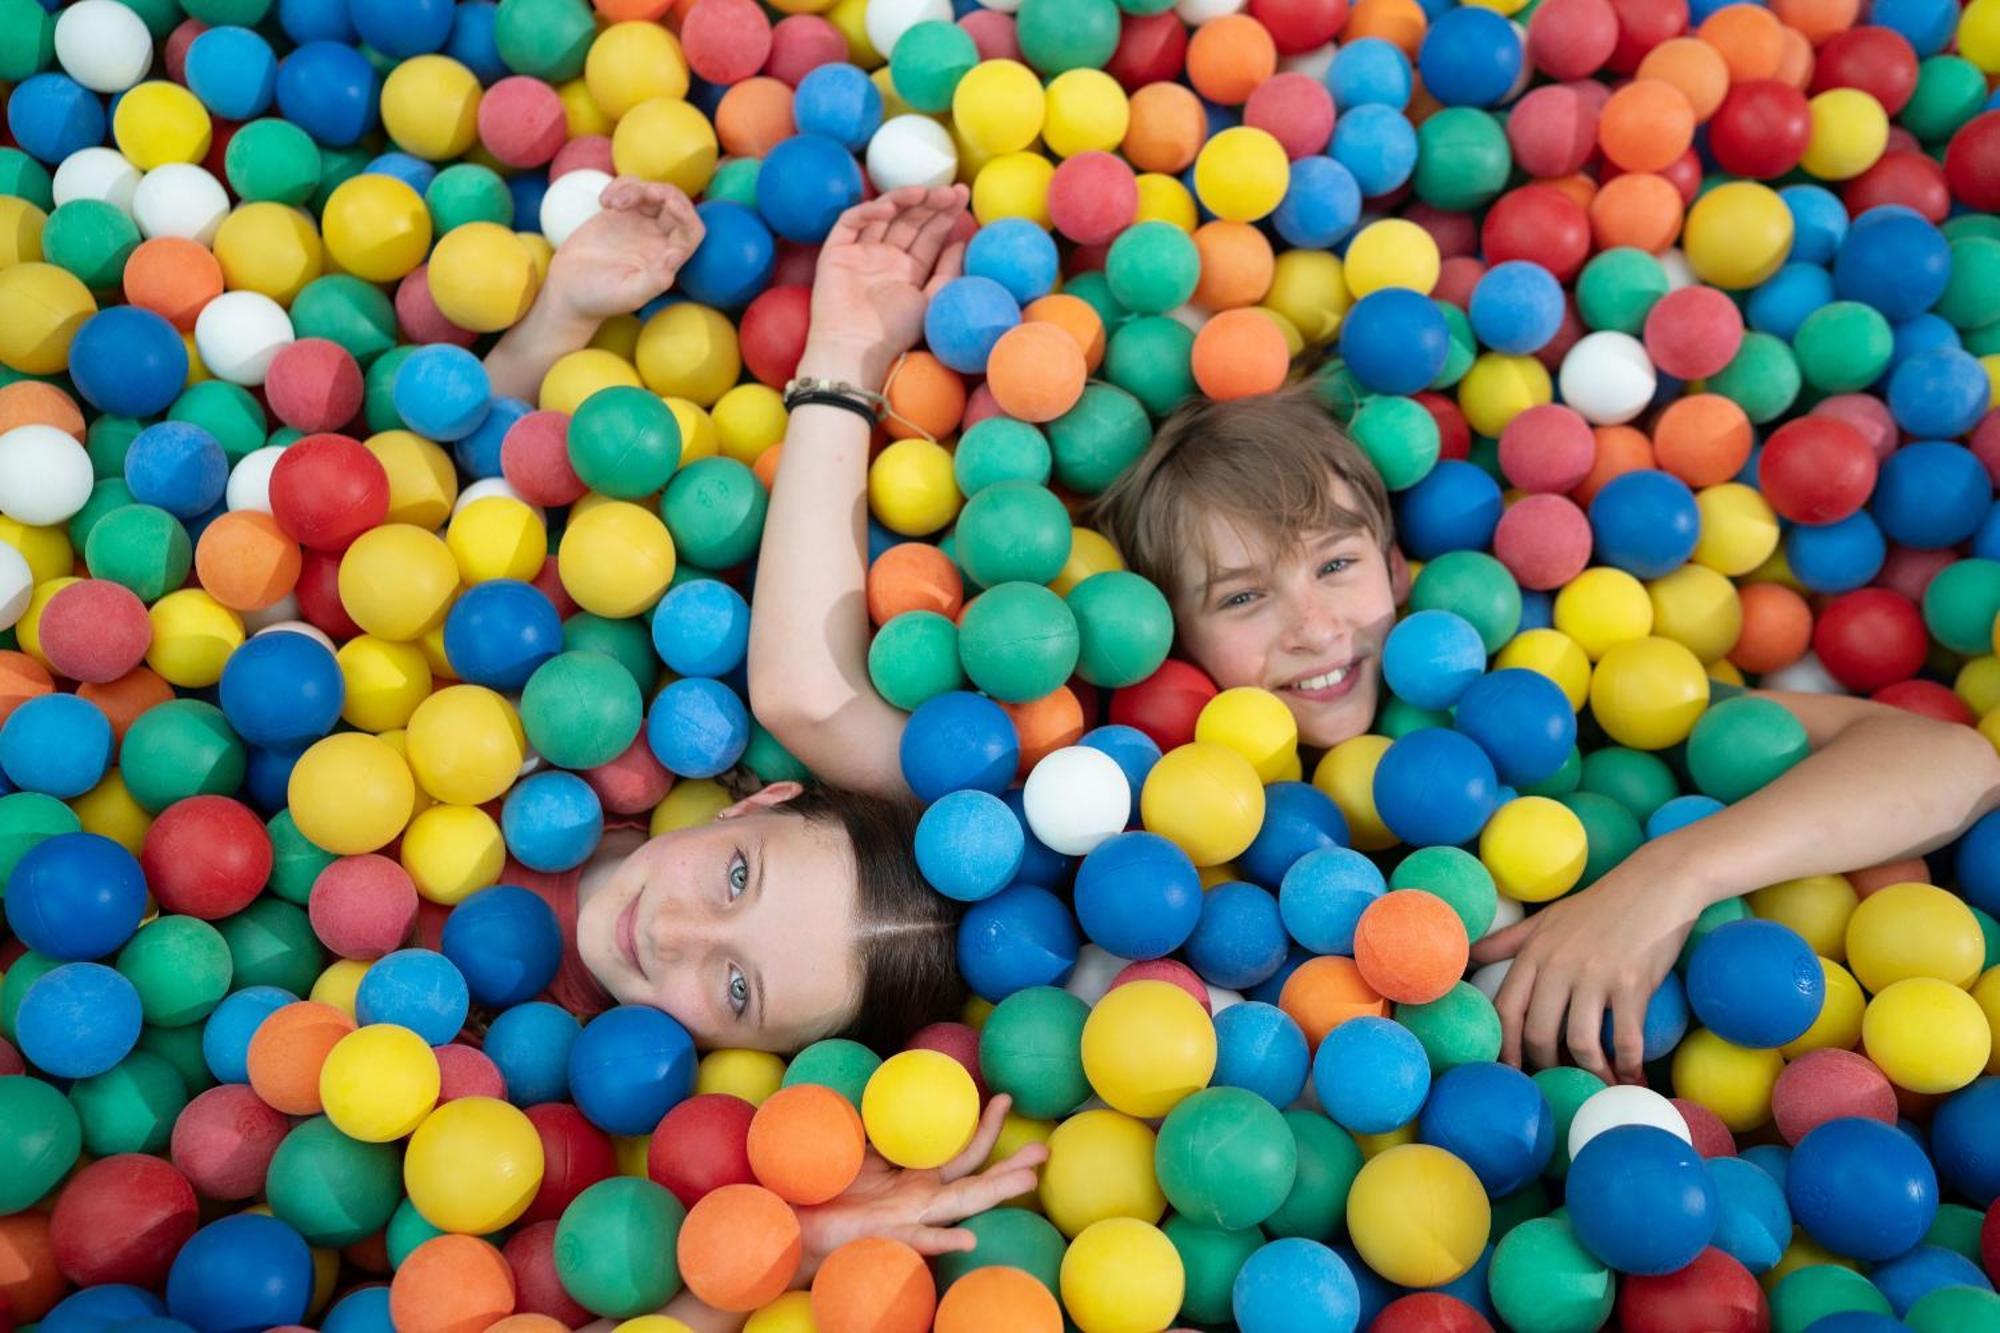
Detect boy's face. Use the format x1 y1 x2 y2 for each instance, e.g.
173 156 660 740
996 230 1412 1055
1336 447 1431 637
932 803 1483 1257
1170 487 1405 751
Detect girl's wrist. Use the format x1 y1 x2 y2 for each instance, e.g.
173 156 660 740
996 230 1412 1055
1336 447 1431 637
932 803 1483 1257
797 335 892 393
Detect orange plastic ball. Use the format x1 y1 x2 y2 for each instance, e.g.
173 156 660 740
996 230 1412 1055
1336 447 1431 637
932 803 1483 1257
389 1235 517 1333
1698 3 1786 81
0 381 84 439
1191 308 1290 401
999 685 1085 774
1772 0 1859 43
1280 956 1389 1050
123 237 224 331
933 1266 1063 1333
77 667 176 742
1022 293 1106 372
811 1237 936 1333
1572 425 1656 507
485 1319 569 1333
867 543 964 625
1122 83 1206 174
1635 38 1731 120
0 650 54 725
1652 394 1752 488
1587 173 1684 253
748 1084 866 1206
678 1183 805 1313
593 0 672 17
1353 889 1470 1006
1728 582 1812 674
1343 0 1426 55
1192 221 1275 309
1599 79 1697 174
0 1212 63 1323
1772 25 1814 88
245 1000 355 1115
884 351 966 441
715 77 795 158
1850 857 1929 899
196 511 304 612
1186 15 1277 107
986 321 1087 423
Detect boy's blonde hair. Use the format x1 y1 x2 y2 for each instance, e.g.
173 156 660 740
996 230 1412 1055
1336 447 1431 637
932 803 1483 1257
1088 384 1396 600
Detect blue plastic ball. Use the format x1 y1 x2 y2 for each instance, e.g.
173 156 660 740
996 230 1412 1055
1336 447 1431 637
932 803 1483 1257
447 0 504 83
3 832 148 962
1417 1061 1554 1196
1930 1077 2000 1208
279 0 358 42
1278 846 1384 955
124 421 229 520
201 985 298 1084
1871 441 1992 551
1329 104 1419 196
440 884 563 1010
792 64 883 150
1872 1244 1992 1317
392 344 492 442
1327 38 1412 110
5 74 105 164
1645 794 1724 840
1871 0 1959 55
1395 460 1503 561
1074 830 1201 960
1237 782 1348 889
1339 288 1448 395
453 395 530 480
501 770 604 873
1372 727 1499 847
1233 1238 1360 1333
1470 260 1565 355
1741 1143 1791 1188
17 961 144 1078
1246 947 1310 1007
1272 155 1362 250
167 1214 313 1332
1787 1116 1939 1262
0 693 113 799
320 1284 393 1333
964 217 1061 305
69 307 189 419
1834 206 1951 323
678 200 775 309
956 882 1080 1002
1078 724 1162 804
1453 667 1577 788
1784 510 1887 594
1212 1001 1310 1108
1600 969 1690 1065
246 744 304 815
651 578 751 679
1417 5 1522 108
899 691 1019 802
350 0 453 55
1707 1154 1791 1276
1382 609 1486 711
1780 185 1848 265
219 630 345 749
353 949 470 1046
364 152 437 196
1888 313 1961 381
1313 1014 1429 1134
443 579 563 691
646 677 751 779
1185 881 1289 990
998 787 1072 890
274 41 379 147
915 789 1024 903
1959 809 2000 917
756 133 865 243
923 274 1022 374
484 1000 580 1106
1888 347 1990 439
1589 469 1701 579
568 1003 697 1135
40 1285 168 1332
184 26 279 120
1746 263 1836 340
1567 1124 1717 1275
1685 919 1824 1049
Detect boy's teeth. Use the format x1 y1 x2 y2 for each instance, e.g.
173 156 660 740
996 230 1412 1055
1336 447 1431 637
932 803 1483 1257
1292 666 1350 690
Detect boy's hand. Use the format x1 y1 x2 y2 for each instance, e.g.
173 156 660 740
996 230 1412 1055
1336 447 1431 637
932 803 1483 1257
1472 857 1711 1086
794 1094 1046 1273
804 184 970 391
545 177 706 321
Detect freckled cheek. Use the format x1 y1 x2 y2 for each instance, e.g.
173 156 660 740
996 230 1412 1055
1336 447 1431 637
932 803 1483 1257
1181 617 1276 690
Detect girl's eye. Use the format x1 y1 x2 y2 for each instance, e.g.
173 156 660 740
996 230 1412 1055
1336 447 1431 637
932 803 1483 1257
728 853 748 900
728 965 749 1018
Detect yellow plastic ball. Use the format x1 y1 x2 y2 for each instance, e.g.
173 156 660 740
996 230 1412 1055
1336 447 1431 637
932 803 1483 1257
366 431 459 528
405 685 525 807
321 175 433 285
653 777 734 834
1192 688 1298 785
1263 249 1350 345
744 1292 818 1333
1800 88 1889 182
1975 967 2000 1073
696 1048 787 1105
1080 980 1216 1119
1862 977 1993 1094
1493 629 1591 712
972 152 1055 228
1354 1122 1419 1159
312 958 369 1017
711 383 788 464
72 772 151 853
1961 656 2000 718
614 1133 651 1178
1781 958 1866 1059
637 302 740 405
1553 566 1654 660
147 589 244 688
1845 881 1986 992
612 97 719 196
401 803 507 906
953 60 1045 156
1684 181 1794 290
12 575 75 670
1587 635 1709 750
1480 796 1588 903
1140 741 1266 867
1345 1144 1489 1288
428 223 540 333
826 0 881 66
1966 0 2000 72
377 729 436 820
1038 1109 1165 1238
289 732 417 855
1692 483 1780 577
1647 564 1741 665
1121 175 1195 233
586 22 691 120
447 496 547 585
613 1319 696 1333
666 397 719 465
1050 527 1124 597
1343 218 1439 298
338 525 459 644
1059 1218 1184 1333
987 1111 1051 1209
1766 1234 1860 1287
0 196 46 268
381 56 483 161
868 437 961 536
1193 126 1290 224
112 81 211 169
404 1096 545 1234
541 349 642 414
336 636 433 734
321 1024 441 1142
1457 352 1553 438
1313 734 1395 851
1669 1027 1782 1132
212 202 323 305
860 1048 980 1169
1043 69 1129 158
559 500 676 617
1748 875 1858 962
0 262 96 375
558 77 614 139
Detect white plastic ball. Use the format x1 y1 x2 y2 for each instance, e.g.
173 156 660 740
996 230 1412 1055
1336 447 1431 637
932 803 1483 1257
53 0 154 94
1567 1084 1692 1162
0 542 33 631
1279 44 1336 81
1763 651 1843 695
1062 944 1129 1007
453 476 543 519
538 169 611 249
241 593 304 634
1022 745 1131 856
226 444 287 513
131 163 231 244
1175 0 1247 22
251 621 338 654
866 116 958 192
1167 303 1207 333
976 0 1021 12
1469 959 1512 1003
1207 985 1245 1014
0 425 95 527
1658 248 1697 291
52 147 142 215
1558 331 1656 426
864 0 954 66
194 290 295 386
1485 894 1524 937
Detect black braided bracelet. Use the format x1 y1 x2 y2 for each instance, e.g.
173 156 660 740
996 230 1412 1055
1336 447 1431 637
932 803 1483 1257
783 389 880 425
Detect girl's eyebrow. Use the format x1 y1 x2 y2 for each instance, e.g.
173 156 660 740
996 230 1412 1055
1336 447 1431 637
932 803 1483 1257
751 845 767 1025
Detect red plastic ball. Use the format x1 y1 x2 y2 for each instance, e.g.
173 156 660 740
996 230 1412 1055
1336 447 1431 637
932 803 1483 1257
0 1035 21 1075
170 1083 290 1201
1106 12 1188 91
395 267 477 348
1248 0 1346 54
1506 84 1599 178
1707 80 1809 179
906 1021 991 1101
162 17 203 82
504 1220 595 1327
478 76 568 168
1110 959 1211 1011
1534 295 1588 373
49 1155 198 1289
293 547 364 639
1526 0 1619 79
522 1102 619 1225
648 1093 759 1209
1371 1292 1494 1333
308 854 420 960
37 579 151 683
1982 1198 1999 1284
1874 545 1956 606
264 338 365 434
1243 73 1334 160
1606 0 1686 73
1643 285 1743 381
269 434 392 552
1499 403 1595 493
1669 1098 1737 1159
1432 257 1486 312
584 735 676 815
1946 111 2000 214
959 9 1019 62
1814 589 1927 693
531 554 579 620
681 0 773 86
1414 392 1470 463
1481 185 1590 282
1617 1248 1768 1333
740 284 812 388
1493 493 1592 591
1404 204 1479 260
767 15 849 86
1109 659 1219 751
501 410 587 507
1843 150 1951 222
1756 416 1877 526
1810 25 1918 115
1873 679 1976 726
550 135 615 180
141 796 274 920
435 1042 508 1101
1771 1048 1898 1145
1048 152 1138 246
1811 394 1897 460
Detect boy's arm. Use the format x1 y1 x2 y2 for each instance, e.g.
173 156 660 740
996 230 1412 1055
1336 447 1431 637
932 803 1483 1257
747 185 969 799
1476 688 2000 1085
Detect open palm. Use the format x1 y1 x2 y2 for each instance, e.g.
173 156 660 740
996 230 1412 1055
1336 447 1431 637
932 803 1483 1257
809 184 969 384
547 177 707 320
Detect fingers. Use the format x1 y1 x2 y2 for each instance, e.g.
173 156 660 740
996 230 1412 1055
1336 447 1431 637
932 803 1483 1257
1611 986 1649 1086
935 1160 1045 1224
886 1224 978 1257
1468 917 1533 965
1521 964 1572 1071
1564 984 1614 1085
908 204 964 273
1493 957 1534 1069
941 1095 1013 1183
922 241 967 299
825 194 900 250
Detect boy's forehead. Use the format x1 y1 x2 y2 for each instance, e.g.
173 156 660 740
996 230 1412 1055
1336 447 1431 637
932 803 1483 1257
1175 472 1376 576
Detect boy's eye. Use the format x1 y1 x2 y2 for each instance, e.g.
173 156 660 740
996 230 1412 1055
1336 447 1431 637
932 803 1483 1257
728 965 748 1018
728 853 748 899
1319 557 1354 577
1219 589 1258 610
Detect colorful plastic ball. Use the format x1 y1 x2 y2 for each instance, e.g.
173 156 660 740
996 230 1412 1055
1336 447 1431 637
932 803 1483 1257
1372 727 1498 848
1313 1014 1429 1135
0 692 112 800
1453 668 1576 789
1864 977 1991 1095
393 344 491 444
1275 845 1383 956
1467 261 1563 357
1340 288 1448 397
65 305 187 420
1057 1218 1182 1333
898 690 1018 802
402 1094 545 1235
1067 829 1197 961
1079 978 1215 1120
1874 441 1991 552
754 133 863 244
351 949 468 1047
645 677 750 781
165 1212 312 1333
1345 1144 1489 1288
1788 1116 1939 1262
16 961 142 1079
569 1005 697 1137
1566 1124 1716 1276
857 1048 977 1172
315 1023 440 1144
1139 740 1265 868
3 831 145 962
1418 5 1522 107
1419 1061 1555 1199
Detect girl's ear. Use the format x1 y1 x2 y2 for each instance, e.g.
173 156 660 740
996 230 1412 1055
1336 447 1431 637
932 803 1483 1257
1389 544 1412 605
717 780 805 820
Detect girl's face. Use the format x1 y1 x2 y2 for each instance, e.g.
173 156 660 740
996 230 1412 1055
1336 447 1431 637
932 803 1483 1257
575 784 863 1052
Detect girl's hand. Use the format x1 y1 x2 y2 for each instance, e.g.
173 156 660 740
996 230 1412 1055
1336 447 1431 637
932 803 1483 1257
804 184 970 391
794 1095 1047 1272
545 177 706 321
1471 858 1713 1086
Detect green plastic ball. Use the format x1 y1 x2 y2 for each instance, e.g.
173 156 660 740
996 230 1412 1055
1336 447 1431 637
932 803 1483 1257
1488 1216 1614 1333
1927 1202 1987 1262
954 418 1051 495
292 275 400 366
1103 315 1195 418
890 21 978 113
387 1196 454 1267
1348 394 1442 491
0 0 54 82
1389 845 1497 941
136 1018 214 1097
181 0 270 25
742 720 809 785
561 612 659 697
1261 1108 1362 1241
0 790 81 891
1685 695 1810 803
570 386 682 499
1067 569 1172 689
1576 747 1679 823
68 1048 187 1156
1575 248 1669 334
1394 981 1502 1073
1520 745 1583 799
554 1176 687 1318
1791 302 1892 394
1058 269 1129 337
707 157 760 209
427 164 515 234
1491 1177 1553 1240
1529 1067 1605 1181
0 952 57 1043
521 651 644 771
1901 55 1989 145
1938 237 2000 331
1047 382 1151 495
365 345 417 433
1769 1264 1894 1333
1908 1285 2000 1333
115 916 234 1027
1163 1216 1262 1326
119 700 246 813
0 1074 81 1212
1413 107 1511 211
171 380 269 463
1104 222 1200 316
1923 557 2000 656
781 1037 882 1110
1015 0 1119 73
41 200 139 291
269 809 337 906
1677 895 1751 969
68 480 134 557
0 150 52 212
976 985 1089 1120
226 118 323 206
1376 697 1446 741
1708 330 1801 424
85 414 143 479
662 457 766 569
494 0 597 81
216 898 325 997
313 145 374 216
266 1114 404 1247
1409 550 1521 654
867 610 964 712
1155 1086 1297 1231
955 481 1071 588
957 581 1080 702
936 1207 1066 1295
1556 791 1644 889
